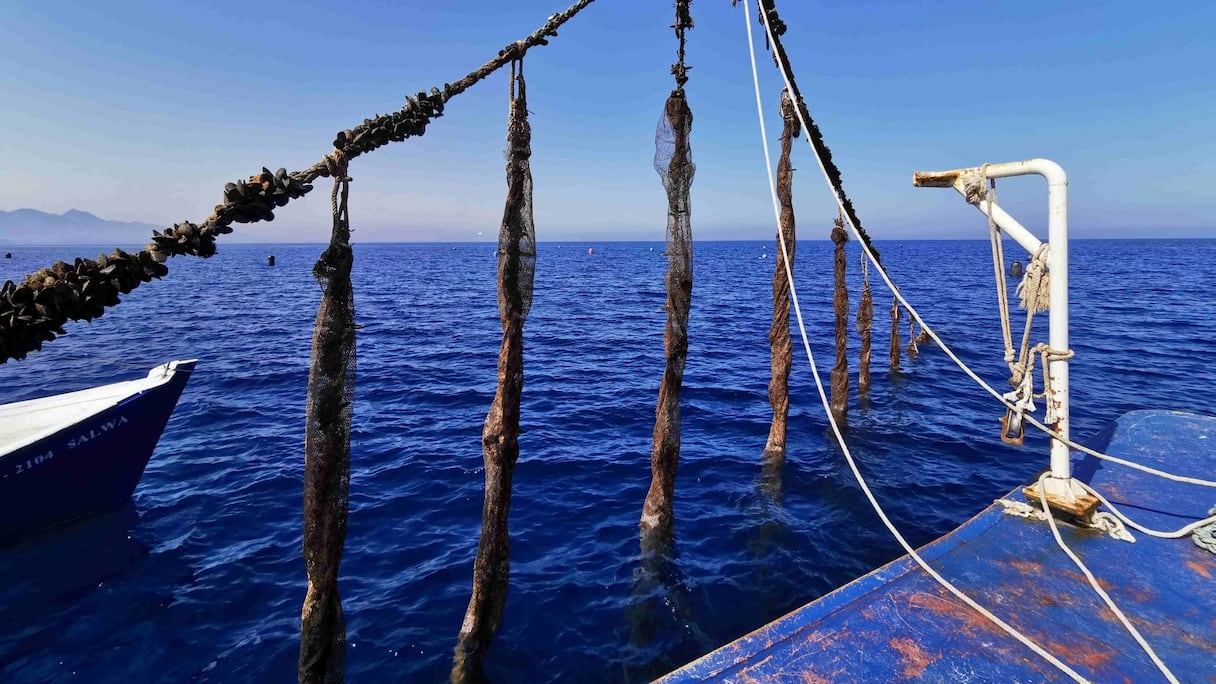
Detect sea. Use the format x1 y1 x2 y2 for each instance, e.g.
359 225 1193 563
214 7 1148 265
1 239 1213 682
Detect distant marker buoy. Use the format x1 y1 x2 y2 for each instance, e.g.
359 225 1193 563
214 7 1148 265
588 248 594 255
1009 260 1023 277
267 255 275 266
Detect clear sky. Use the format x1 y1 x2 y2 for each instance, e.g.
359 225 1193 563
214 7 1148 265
1 1 1213 242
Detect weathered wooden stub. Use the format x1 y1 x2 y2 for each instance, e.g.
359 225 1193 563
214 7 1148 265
451 60 537 684
299 164 355 684
763 89 799 461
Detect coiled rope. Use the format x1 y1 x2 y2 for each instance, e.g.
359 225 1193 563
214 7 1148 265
1195 507 1216 554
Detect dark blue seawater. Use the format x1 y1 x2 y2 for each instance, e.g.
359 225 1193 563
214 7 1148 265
1 239 1213 682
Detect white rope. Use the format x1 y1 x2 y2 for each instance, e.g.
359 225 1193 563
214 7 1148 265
1078 481 1216 539
986 177 1016 365
1069 438 1216 487
1037 474 1181 683
741 6 1087 682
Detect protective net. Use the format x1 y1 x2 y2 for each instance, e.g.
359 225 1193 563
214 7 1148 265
497 61 537 320
452 59 535 684
640 88 694 541
299 161 355 684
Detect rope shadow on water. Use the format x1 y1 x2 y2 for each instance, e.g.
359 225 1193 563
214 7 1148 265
622 530 714 683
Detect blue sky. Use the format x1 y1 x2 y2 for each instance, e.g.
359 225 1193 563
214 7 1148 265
1 0 1212 242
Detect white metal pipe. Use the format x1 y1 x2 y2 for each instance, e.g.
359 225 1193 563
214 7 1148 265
916 159 1073 488
1041 162 1071 484
954 192 1044 255
984 159 1071 484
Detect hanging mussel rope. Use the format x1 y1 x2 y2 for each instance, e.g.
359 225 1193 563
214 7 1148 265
0 0 596 365
451 57 537 684
299 153 356 684
829 213 849 422
640 0 695 547
856 247 874 395
889 296 902 370
763 89 799 460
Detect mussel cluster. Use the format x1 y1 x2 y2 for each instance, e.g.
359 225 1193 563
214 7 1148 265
0 250 169 363
761 4 788 36
146 221 228 261
331 88 446 157
215 166 313 226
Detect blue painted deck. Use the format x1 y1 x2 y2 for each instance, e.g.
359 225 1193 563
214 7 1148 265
660 410 1216 682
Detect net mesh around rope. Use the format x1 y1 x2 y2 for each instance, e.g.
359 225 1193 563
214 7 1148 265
654 93 695 300
452 59 536 684
299 165 355 684
498 64 537 319
641 89 695 542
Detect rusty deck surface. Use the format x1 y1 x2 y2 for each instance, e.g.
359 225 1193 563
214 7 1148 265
659 410 1216 682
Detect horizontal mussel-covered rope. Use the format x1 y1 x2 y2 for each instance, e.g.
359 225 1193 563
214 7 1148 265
0 0 596 365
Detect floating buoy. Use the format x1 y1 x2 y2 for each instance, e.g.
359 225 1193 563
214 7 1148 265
588 248 594 255
267 255 275 266
1009 260 1023 277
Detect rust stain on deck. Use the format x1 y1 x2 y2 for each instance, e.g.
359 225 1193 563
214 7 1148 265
888 636 938 677
1186 550 1216 576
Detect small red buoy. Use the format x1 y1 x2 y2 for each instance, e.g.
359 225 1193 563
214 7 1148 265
588 248 594 255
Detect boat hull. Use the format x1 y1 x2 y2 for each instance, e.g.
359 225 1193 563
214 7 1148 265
0 361 195 543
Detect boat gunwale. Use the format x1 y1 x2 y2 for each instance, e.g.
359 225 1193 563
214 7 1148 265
0 360 196 458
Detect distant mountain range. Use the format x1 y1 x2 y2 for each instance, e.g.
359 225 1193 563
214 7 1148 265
0 209 162 246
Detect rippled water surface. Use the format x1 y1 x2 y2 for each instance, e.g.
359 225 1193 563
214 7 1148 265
1 239 1213 682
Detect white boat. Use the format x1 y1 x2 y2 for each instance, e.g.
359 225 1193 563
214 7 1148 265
0 359 195 542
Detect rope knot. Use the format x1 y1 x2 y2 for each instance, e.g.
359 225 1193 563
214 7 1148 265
1017 244 1051 313
324 149 350 182
961 167 988 204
